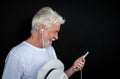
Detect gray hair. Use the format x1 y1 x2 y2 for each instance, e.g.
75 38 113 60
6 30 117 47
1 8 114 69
31 7 65 33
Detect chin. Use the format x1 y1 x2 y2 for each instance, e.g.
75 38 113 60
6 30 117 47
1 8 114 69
44 42 52 48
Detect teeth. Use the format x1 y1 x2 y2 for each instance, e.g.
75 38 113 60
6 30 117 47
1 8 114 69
51 39 55 41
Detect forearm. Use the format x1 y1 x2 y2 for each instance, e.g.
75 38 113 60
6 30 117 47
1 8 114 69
65 66 76 78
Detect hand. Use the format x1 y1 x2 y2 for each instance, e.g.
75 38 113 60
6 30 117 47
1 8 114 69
65 56 86 78
72 56 85 72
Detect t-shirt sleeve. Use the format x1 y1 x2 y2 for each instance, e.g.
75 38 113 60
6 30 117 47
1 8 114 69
2 51 23 79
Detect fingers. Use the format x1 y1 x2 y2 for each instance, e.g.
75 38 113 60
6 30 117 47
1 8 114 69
74 60 85 68
79 56 85 62
73 57 85 71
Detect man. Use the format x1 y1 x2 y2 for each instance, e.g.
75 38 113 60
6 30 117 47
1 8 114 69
2 7 85 79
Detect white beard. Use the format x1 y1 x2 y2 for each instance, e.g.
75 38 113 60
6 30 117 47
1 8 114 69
43 38 55 48
41 30 55 48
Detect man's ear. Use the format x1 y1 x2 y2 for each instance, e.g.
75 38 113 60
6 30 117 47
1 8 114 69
38 24 44 33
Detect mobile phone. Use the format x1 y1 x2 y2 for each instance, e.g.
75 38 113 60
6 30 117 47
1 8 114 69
83 51 89 59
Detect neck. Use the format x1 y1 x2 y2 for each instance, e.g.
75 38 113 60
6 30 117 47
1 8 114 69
26 33 43 48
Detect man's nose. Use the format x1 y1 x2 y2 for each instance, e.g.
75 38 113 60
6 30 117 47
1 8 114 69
54 34 58 40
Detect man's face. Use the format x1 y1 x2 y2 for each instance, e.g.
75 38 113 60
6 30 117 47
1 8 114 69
43 23 61 47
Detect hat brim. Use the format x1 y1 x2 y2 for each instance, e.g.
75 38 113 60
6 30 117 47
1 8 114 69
37 59 64 79
47 69 68 79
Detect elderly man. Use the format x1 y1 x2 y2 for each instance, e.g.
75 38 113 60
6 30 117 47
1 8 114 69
2 7 85 79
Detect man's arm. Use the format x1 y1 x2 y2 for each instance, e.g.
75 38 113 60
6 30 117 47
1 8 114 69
2 53 23 79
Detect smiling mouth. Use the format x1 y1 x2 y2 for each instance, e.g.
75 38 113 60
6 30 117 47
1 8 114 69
49 39 55 44
51 38 55 41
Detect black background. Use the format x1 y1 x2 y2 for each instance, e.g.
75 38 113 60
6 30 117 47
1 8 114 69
1 0 120 79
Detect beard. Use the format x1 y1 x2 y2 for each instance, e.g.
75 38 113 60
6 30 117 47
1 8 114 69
43 38 55 48
41 30 55 48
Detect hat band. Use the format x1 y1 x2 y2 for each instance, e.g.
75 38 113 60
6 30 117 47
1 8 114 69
44 68 56 79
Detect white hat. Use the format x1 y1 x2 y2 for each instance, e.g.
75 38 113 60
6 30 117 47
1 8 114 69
37 59 68 79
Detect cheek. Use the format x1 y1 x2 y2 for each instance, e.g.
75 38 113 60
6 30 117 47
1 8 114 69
49 33 54 39
47 31 54 37
45 32 52 39
45 30 54 39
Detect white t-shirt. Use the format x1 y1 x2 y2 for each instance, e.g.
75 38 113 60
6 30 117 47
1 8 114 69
2 41 57 79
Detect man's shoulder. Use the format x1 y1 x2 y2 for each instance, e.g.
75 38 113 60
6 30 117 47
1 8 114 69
10 41 26 51
8 41 30 56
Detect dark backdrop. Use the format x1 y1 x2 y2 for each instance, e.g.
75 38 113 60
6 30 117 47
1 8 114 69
1 0 120 79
